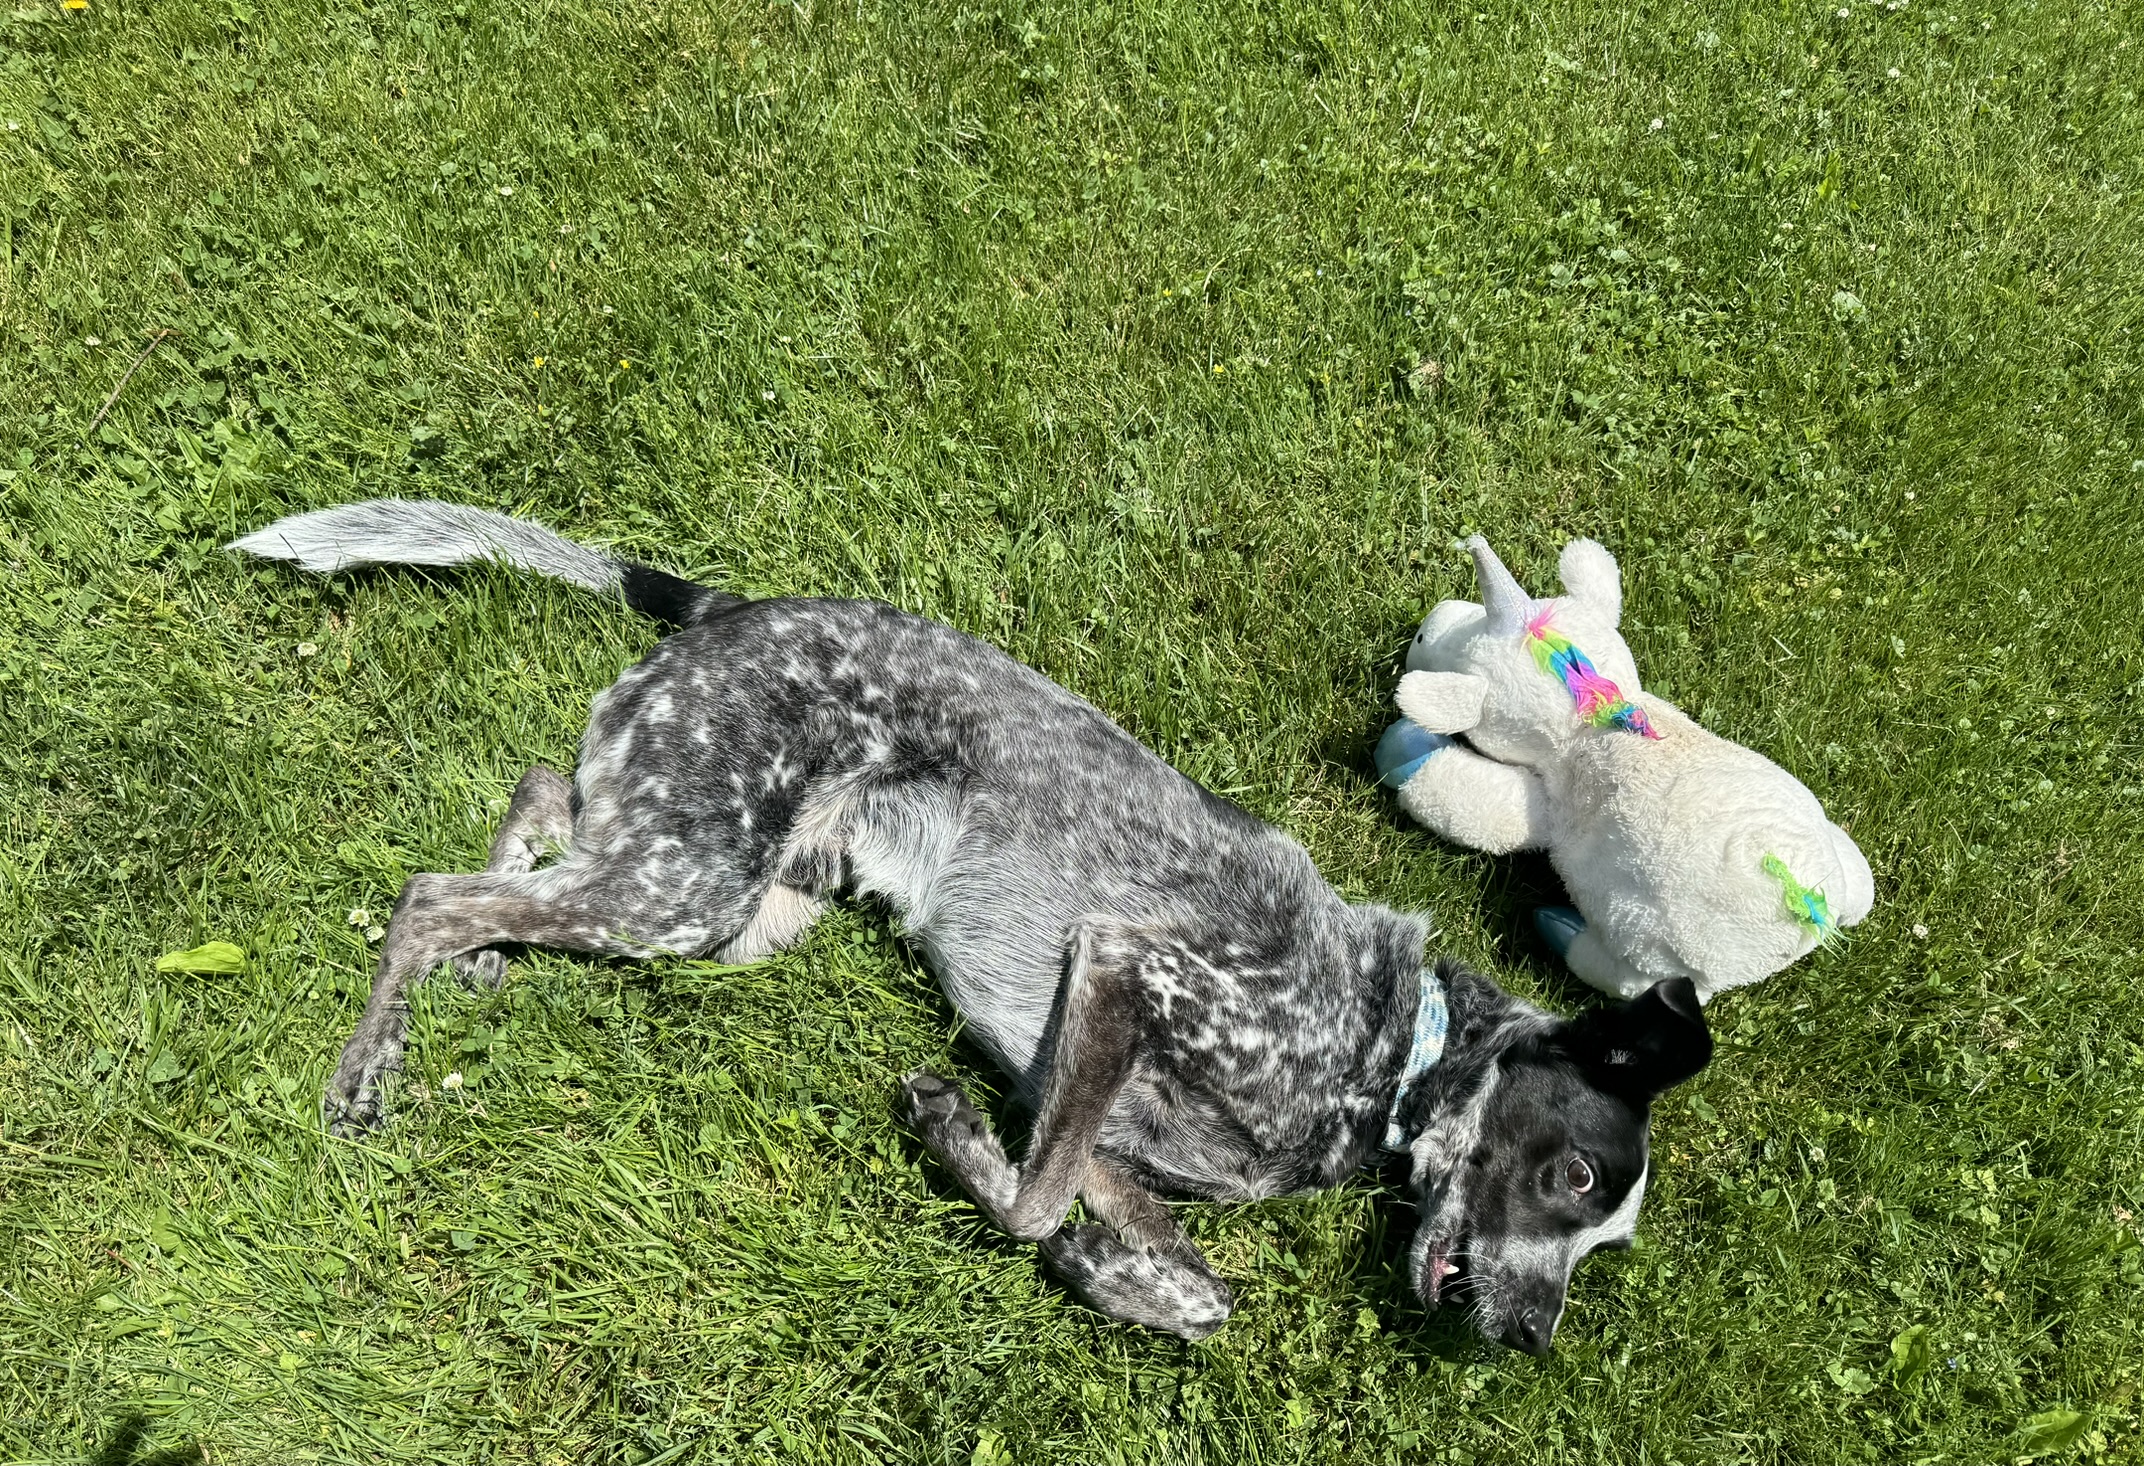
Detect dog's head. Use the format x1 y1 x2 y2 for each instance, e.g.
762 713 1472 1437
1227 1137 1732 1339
1403 974 1711 1354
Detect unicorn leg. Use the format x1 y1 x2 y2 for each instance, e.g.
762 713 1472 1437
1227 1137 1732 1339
1561 926 1670 1002
1533 906 1587 958
1396 746 1551 855
1375 720 1456 789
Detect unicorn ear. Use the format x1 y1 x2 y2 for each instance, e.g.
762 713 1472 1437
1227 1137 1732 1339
1558 540 1622 627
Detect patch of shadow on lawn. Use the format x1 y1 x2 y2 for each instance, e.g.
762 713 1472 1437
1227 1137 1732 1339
90 1414 204 1466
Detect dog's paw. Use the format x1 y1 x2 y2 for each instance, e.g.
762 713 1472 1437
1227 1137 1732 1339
323 1081 389 1138
899 1071 973 1131
451 947 508 990
1154 1272 1233 1342
323 1039 403 1137
1041 1224 1234 1341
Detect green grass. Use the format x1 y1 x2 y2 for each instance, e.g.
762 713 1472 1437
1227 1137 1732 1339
3 0 2142 1458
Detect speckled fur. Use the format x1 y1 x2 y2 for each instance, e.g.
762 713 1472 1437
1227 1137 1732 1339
235 499 1713 1349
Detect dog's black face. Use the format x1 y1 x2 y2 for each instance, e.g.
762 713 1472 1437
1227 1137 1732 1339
1406 979 1712 1354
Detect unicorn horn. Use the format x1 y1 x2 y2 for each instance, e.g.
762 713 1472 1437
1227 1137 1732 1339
1465 535 1531 635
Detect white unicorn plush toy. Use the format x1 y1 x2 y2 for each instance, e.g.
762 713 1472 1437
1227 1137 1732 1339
1375 536 1874 1003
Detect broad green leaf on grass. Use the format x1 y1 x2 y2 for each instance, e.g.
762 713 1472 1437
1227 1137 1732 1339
155 940 246 974
144 1050 187 1084
1889 1325 1931 1390
1827 1362 1876 1396
2016 1409 2089 1455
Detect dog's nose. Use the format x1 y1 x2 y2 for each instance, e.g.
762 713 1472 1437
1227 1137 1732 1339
1507 1308 1553 1356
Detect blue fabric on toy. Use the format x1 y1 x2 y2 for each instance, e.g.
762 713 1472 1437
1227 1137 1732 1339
1533 905 1586 958
1375 719 1454 789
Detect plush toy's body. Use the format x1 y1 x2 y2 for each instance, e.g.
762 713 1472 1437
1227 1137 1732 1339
1381 537 1873 1003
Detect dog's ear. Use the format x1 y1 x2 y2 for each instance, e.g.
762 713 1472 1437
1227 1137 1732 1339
1555 978 1712 1099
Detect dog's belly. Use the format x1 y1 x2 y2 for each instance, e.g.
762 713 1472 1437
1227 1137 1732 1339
840 787 1070 1088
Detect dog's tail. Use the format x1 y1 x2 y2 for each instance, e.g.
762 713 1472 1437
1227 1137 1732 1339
228 498 741 627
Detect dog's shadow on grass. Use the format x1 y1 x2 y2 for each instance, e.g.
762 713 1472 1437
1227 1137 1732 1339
89 1414 203 1466
1326 1164 1511 1364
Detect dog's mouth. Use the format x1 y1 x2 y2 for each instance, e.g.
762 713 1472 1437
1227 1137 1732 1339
1422 1236 1463 1305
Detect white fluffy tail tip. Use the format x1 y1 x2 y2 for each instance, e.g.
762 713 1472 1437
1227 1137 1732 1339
228 521 365 573
227 499 622 593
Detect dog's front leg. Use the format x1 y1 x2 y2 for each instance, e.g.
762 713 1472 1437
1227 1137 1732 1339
1037 1155 1233 1340
902 921 1141 1243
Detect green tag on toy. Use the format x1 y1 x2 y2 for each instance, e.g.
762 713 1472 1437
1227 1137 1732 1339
1762 854 1836 941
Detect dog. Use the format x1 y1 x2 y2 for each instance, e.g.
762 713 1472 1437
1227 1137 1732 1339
231 499 1713 1351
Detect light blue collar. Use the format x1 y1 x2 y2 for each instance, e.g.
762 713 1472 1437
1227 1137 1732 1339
1384 968 1449 1153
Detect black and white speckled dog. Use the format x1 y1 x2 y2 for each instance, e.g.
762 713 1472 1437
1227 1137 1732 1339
233 499 1713 1352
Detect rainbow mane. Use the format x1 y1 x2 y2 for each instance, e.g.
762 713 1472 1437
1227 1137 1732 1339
1762 853 1838 942
1524 608 1662 739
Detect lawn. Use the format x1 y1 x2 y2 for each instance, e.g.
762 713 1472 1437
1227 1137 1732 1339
3 0 2141 1459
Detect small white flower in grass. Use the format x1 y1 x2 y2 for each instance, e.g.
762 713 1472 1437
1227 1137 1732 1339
1837 6 1850 15
347 908 370 927
84 335 102 346
1649 117 1665 131
365 925 385 941
497 185 514 196
762 389 776 401
5 121 19 131
296 641 319 657
1888 66 1901 77
442 1070 464 1090
1912 923 1929 938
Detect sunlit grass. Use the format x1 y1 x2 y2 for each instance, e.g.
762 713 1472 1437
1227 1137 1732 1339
2 0 2140 1459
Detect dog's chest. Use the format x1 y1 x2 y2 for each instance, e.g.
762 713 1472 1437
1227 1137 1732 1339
1116 959 1398 1195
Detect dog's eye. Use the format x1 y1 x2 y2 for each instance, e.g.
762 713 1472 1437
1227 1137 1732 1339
1566 1157 1595 1194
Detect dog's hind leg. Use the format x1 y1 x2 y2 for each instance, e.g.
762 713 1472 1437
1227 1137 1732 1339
901 919 1142 1242
452 766 576 989
326 861 712 1136
1039 1156 1233 1341
711 835 844 964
